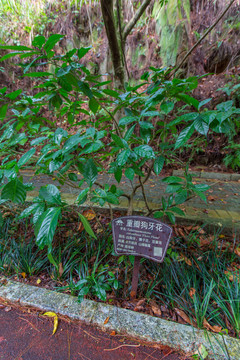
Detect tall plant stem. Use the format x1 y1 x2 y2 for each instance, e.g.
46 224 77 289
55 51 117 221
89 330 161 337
169 0 236 78
122 0 152 42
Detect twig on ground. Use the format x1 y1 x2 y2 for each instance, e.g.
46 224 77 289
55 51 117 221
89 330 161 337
104 343 140 351
19 317 40 332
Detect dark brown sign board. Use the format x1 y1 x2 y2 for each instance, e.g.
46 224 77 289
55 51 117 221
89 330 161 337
112 216 172 263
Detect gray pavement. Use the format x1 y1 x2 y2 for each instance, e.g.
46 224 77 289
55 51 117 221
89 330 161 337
20 170 240 233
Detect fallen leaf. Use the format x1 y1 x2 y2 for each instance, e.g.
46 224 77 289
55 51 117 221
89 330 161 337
110 331 116 336
181 255 192 266
199 238 211 247
78 222 84 232
4 306 11 312
82 209 96 221
174 308 196 326
178 228 186 238
21 272 26 279
219 234 225 239
207 195 215 201
104 317 110 325
36 279 41 284
59 263 64 277
193 344 208 359
203 319 222 333
134 305 145 312
43 312 58 335
135 299 145 307
151 305 161 317
189 288 196 299
224 270 240 282
234 247 240 257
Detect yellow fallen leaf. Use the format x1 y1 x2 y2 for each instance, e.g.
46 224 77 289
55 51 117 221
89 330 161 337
82 209 96 221
104 316 110 325
43 312 58 335
36 279 41 284
53 316 58 335
21 272 26 279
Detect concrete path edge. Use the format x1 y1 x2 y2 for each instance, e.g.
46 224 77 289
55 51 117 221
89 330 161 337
0 277 239 360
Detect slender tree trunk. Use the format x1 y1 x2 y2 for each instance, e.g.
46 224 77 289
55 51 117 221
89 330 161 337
100 0 125 90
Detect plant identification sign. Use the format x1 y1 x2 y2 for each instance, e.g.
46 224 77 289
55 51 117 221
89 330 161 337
112 216 172 263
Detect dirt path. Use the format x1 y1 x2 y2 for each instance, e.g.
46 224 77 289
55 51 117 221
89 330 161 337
0 301 189 360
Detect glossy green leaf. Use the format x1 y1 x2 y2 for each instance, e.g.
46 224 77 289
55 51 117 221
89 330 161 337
125 168 135 181
19 203 39 219
82 159 98 186
194 184 210 191
1 178 26 204
32 203 46 225
78 47 91 59
78 81 92 98
154 156 164 175
23 72 53 77
119 116 137 127
32 35 46 49
0 52 24 61
5 89 22 100
76 187 89 204
102 89 119 98
68 173 78 182
117 149 131 166
44 34 64 53
170 207 185 216
49 160 63 172
194 190 207 203
36 207 61 249
112 134 126 148
0 104 7 120
39 184 62 205
198 98 211 110
0 45 32 51
193 117 209 136
153 211 164 218
177 93 199 109
166 211 175 224
114 167 122 183
79 213 97 239
54 128 68 146
134 145 155 159
175 124 195 149
175 191 188 205
62 134 81 154
139 121 154 130
161 101 174 114
89 97 99 114
18 148 35 167
30 136 47 146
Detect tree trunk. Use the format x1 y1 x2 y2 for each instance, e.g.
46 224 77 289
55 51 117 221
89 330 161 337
100 0 125 90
